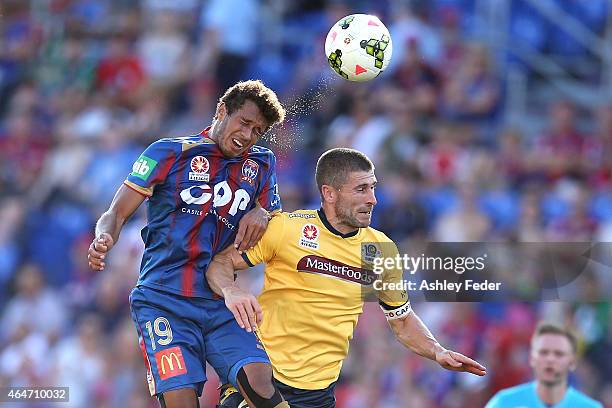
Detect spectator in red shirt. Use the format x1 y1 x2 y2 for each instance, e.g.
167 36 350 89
584 104 612 189
527 101 586 181
95 32 146 106
0 110 49 192
392 38 440 117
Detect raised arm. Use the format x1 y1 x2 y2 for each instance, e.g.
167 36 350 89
207 245 262 332
233 204 272 253
88 184 146 271
388 310 486 376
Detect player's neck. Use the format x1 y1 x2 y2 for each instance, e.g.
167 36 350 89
329 219 357 235
319 206 359 236
536 380 568 405
208 124 219 144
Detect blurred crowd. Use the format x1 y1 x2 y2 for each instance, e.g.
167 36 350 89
1 0 611 407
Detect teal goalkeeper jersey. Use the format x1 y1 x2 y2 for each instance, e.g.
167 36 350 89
485 382 602 408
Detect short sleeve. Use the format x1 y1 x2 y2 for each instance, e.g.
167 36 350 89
257 152 281 214
124 140 177 197
377 241 410 311
243 214 286 266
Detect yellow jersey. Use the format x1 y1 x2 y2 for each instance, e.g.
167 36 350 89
243 209 409 389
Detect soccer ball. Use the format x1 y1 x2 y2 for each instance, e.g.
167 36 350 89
324 14 393 82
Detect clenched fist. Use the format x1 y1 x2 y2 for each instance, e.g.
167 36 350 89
87 233 115 271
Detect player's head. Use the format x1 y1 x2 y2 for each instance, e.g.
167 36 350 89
529 322 577 387
211 80 285 157
316 148 377 230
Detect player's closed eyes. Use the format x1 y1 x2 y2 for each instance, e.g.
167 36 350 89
241 119 263 137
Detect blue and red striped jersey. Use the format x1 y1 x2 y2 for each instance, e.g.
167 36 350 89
124 130 281 298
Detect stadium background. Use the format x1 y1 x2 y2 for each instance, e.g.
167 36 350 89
1 0 612 407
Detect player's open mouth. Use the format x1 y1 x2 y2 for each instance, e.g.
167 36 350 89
232 138 243 149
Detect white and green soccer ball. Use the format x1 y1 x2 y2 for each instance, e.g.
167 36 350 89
324 14 393 82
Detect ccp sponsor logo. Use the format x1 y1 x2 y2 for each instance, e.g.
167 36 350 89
180 180 251 216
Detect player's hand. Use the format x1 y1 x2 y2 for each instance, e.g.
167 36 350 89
234 207 270 253
222 285 263 333
88 233 114 271
435 348 486 376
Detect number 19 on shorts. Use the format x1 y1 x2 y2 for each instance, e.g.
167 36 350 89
145 317 173 350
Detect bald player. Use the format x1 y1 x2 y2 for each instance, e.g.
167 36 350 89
209 148 486 408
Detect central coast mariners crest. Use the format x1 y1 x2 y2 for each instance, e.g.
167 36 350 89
299 223 320 250
361 242 383 266
189 156 209 181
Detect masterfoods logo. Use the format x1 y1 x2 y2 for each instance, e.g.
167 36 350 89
297 255 375 285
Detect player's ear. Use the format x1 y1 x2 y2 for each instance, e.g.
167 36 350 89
215 102 227 122
321 184 337 203
528 348 536 369
568 354 577 372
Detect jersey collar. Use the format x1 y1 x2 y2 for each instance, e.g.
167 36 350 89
200 126 213 141
317 208 359 238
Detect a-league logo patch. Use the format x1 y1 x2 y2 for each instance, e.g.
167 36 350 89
154 346 187 380
299 223 320 250
189 156 210 182
241 159 259 186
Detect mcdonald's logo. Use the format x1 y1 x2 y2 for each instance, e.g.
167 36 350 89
154 346 187 380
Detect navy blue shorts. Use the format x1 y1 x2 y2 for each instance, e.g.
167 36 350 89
274 379 337 408
129 286 269 397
